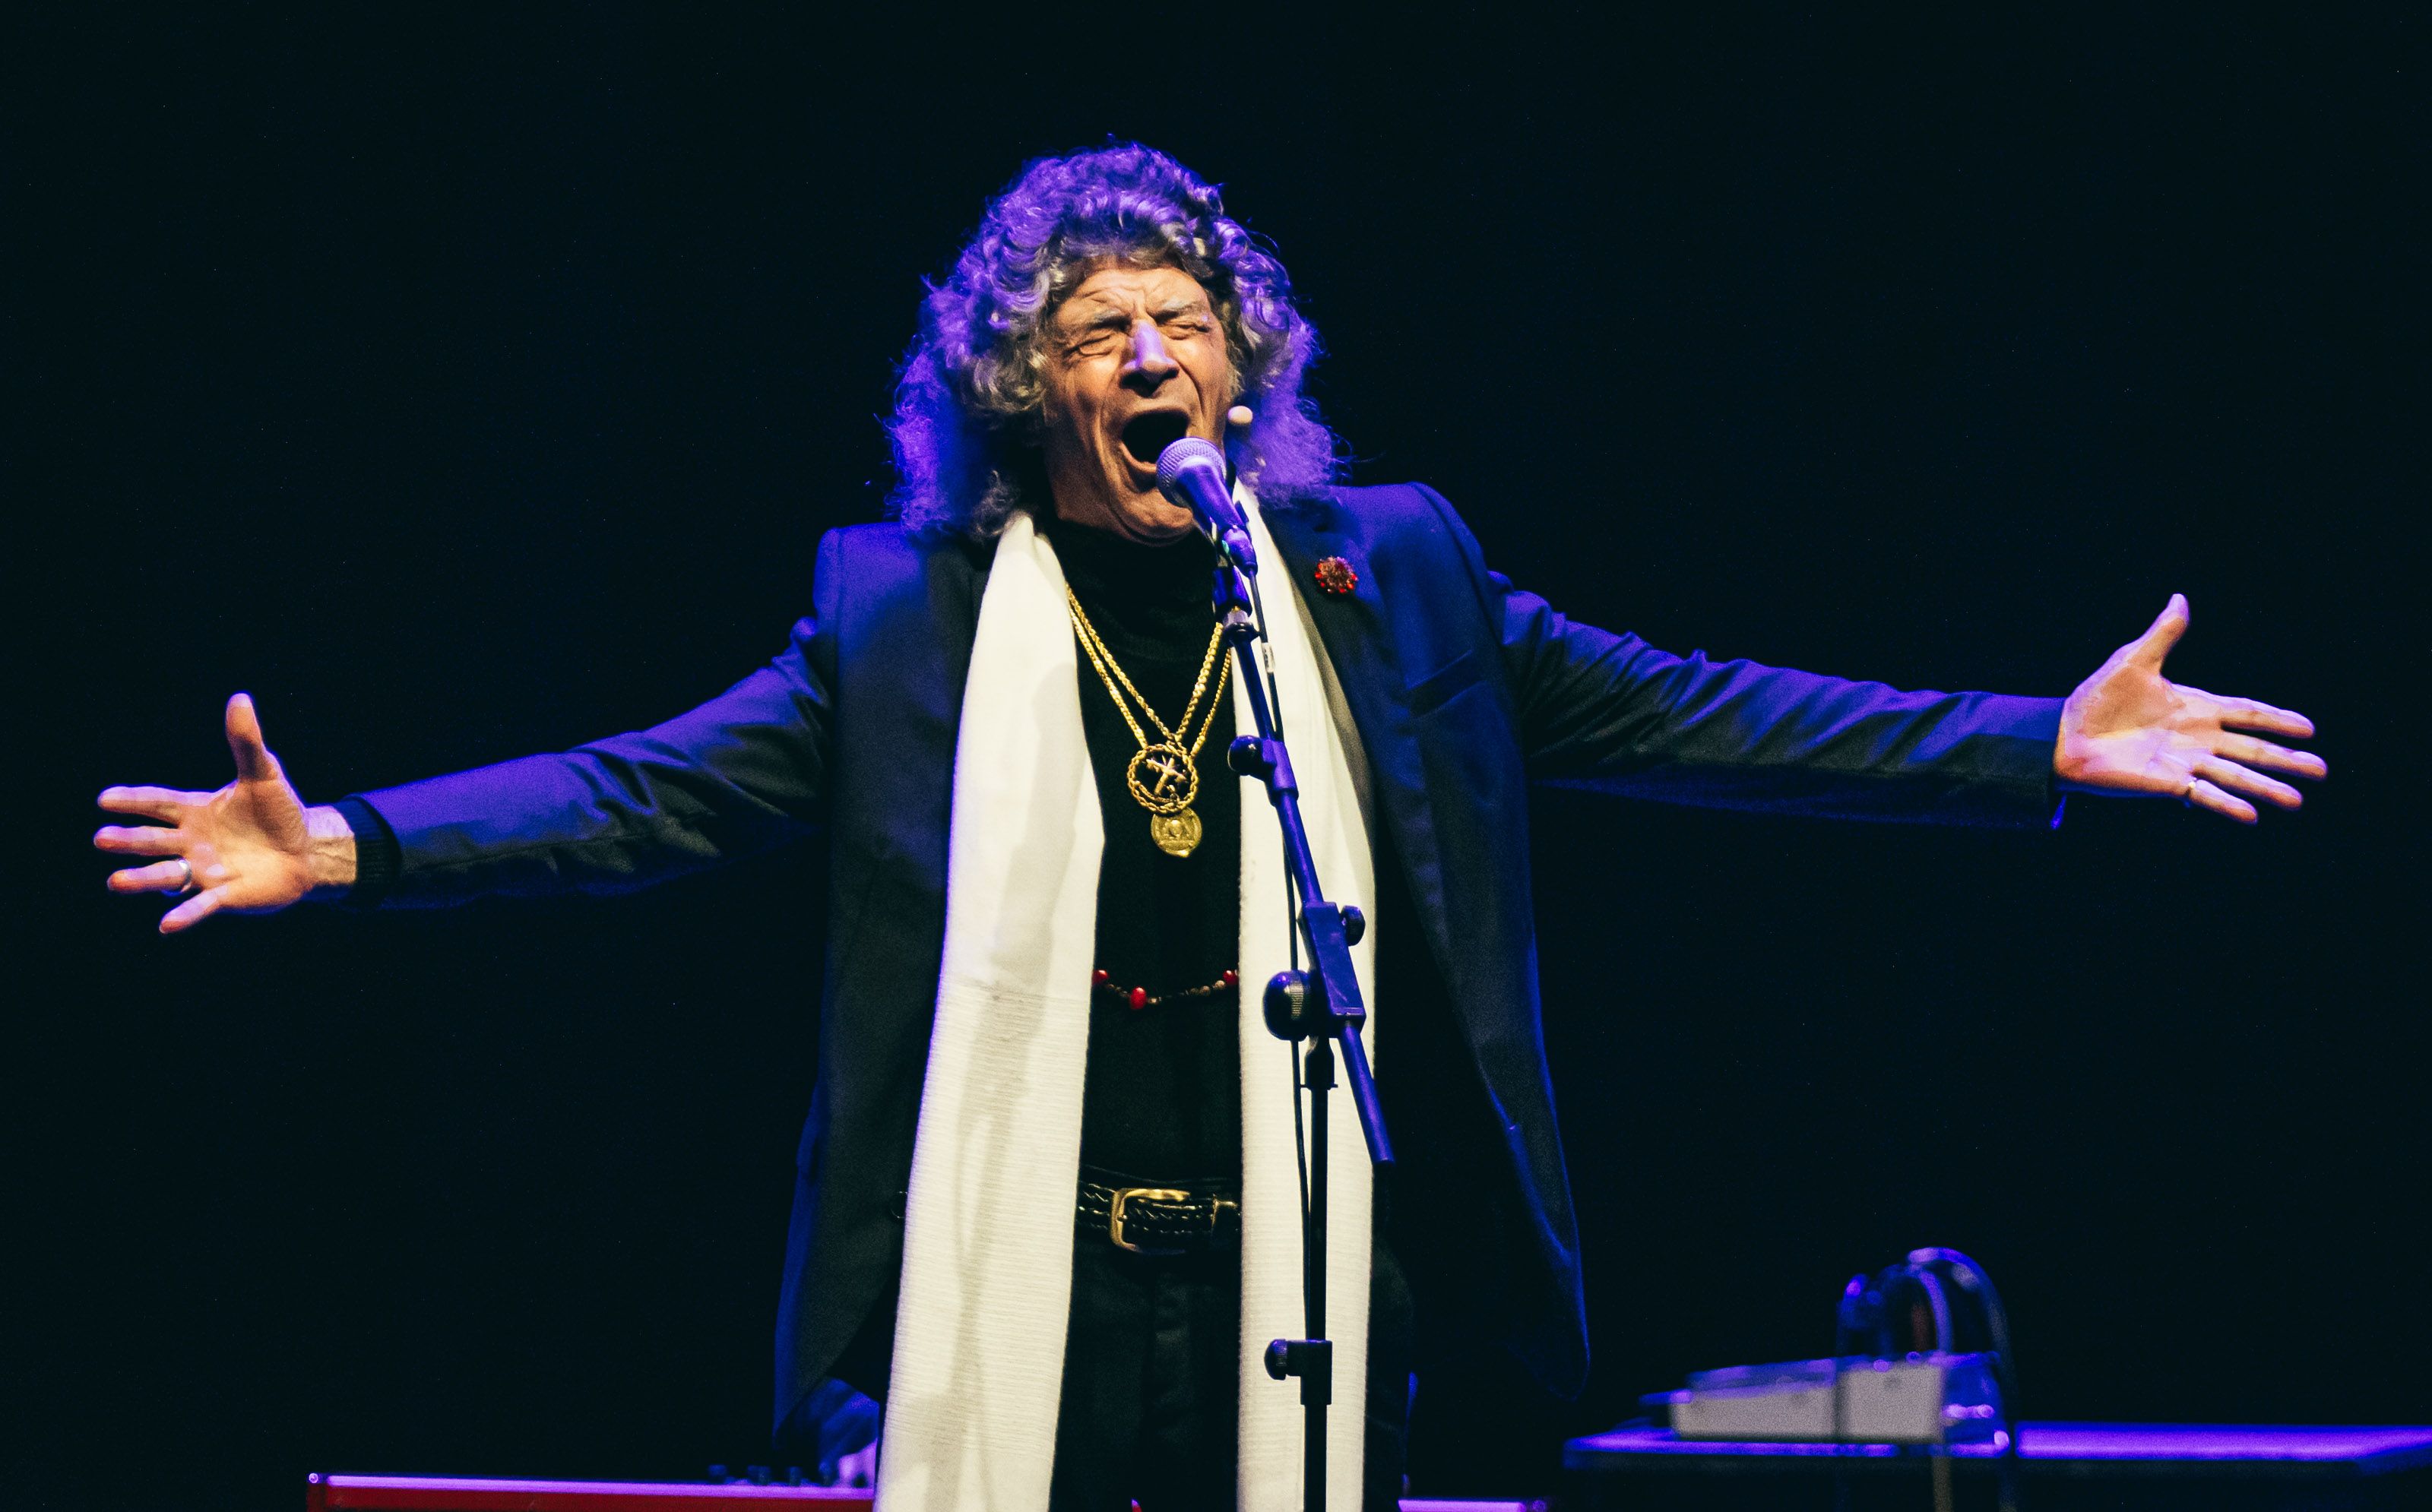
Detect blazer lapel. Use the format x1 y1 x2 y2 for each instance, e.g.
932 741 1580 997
827 526 991 1029
1264 495 1402 745
1262 498 1458 976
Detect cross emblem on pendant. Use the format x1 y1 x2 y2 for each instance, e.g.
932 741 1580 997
1140 748 1190 801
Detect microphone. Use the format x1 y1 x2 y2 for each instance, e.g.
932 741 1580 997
1155 437 1257 571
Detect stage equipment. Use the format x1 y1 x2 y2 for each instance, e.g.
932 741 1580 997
1157 435 1394 1512
1562 1424 2432 1510
1656 1354 2004 1445
305 1474 867 1508
303 1475 1545 1512
1641 1248 2022 1512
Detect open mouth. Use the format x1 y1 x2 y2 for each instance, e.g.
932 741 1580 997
1119 410 1193 468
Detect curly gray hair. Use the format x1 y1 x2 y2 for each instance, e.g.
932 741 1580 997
887 144 1341 537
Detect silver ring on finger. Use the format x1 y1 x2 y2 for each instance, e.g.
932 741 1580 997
2181 773 2201 807
169 857 198 895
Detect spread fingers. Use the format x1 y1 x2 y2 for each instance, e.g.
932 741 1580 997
94 824 188 856
160 886 227 934
97 786 209 820
109 859 195 894
2194 757 2303 811
2184 777 2259 824
2215 732 2327 780
2224 700 2314 739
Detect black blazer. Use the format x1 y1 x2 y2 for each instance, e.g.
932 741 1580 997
356 483 2063 1429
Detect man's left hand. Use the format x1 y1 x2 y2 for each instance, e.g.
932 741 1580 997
2054 593 2326 824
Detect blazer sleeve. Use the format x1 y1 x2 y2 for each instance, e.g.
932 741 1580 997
1412 485 2065 827
346 532 842 906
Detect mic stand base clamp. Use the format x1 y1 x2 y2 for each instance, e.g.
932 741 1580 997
1265 1337 1334 1405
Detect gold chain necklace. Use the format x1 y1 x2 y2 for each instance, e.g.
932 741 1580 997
1066 586 1229 858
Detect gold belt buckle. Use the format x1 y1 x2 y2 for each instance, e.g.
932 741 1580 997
1108 1187 1190 1254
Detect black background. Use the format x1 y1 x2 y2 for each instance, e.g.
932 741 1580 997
11 6 2421 1507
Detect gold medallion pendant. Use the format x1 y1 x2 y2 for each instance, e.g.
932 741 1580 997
1148 808 1203 859
1128 743 1205 857
1068 586 1230 863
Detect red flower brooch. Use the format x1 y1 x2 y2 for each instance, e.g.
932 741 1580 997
1313 555 1359 596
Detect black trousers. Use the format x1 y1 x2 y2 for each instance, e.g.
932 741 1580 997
1046 1229 1414 1511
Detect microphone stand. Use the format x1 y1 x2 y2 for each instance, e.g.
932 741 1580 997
1207 527 1393 1512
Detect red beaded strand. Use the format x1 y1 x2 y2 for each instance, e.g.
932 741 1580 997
1090 967 1240 1011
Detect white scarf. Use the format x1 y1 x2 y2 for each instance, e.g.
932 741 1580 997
876 491 1378 1510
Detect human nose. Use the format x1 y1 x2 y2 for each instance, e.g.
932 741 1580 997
1123 318 1179 385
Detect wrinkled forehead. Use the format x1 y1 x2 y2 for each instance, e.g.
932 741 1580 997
1050 260 1216 330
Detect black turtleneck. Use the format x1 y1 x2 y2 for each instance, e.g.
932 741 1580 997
1046 513 1243 1185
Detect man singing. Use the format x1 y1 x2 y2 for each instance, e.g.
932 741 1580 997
92 144 2324 1511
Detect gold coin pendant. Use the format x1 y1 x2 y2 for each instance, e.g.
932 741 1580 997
1149 808 1203 859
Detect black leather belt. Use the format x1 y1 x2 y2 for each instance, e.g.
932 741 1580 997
1075 1175 1240 1255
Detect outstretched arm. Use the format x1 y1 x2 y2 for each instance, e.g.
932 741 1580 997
1500 584 2073 825
1403 484 2323 826
343 618 831 905
1502 583 2322 825
97 599 835 928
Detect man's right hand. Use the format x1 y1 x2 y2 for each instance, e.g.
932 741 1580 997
94 693 357 934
